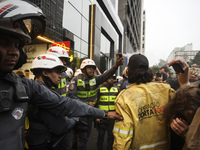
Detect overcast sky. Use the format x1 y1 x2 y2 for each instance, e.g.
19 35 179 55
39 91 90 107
144 0 200 66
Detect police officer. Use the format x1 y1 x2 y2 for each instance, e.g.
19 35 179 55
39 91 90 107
27 54 77 150
68 57 123 150
117 67 130 92
47 46 70 96
0 1 122 149
95 74 119 150
47 46 72 149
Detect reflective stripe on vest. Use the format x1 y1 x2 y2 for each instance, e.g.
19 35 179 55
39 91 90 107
139 141 168 150
98 86 118 111
76 77 97 103
76 90 97 98
113 126 134 137
52 78 67 96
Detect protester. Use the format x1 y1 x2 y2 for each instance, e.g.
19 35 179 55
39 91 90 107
154 72 167 82
95 74 119 150
167 66 200 150
117 67 130 92
68 56 123 150
159 65 171 80
0 1 122 149
164 81 200 150
112 54 189 150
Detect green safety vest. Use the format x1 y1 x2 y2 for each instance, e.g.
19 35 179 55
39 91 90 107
76 76 97 103
51 73 67 96
98 86 118 111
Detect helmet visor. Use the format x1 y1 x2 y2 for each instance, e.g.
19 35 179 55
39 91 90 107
22 17 45 40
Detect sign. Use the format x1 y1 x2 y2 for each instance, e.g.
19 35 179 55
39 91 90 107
52 41 70 55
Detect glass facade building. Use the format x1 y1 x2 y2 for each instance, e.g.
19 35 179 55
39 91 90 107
26 0 124 74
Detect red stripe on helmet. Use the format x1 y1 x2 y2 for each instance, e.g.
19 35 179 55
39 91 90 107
0 4 13 14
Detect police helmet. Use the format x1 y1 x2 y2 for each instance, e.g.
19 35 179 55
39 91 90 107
0 0 46 69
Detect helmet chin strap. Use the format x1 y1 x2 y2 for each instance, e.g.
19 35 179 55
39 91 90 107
83 68 93 79
42 75 58 88
14 42 27 70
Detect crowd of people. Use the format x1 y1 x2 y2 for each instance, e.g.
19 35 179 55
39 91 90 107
0 0 200 150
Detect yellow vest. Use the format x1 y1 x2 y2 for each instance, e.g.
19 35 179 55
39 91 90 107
113 82 175 150
98 86 118 111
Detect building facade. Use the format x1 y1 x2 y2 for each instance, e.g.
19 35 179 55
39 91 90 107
167 43 199 63
118 0 144 54
22 0 124 77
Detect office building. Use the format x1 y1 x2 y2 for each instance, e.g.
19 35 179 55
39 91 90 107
118 0 144 55
22 0 124 77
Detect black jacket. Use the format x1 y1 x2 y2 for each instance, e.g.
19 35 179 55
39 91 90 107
0 72 104 150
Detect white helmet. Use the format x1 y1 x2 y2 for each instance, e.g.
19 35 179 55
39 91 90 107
47 46 69 58
0 0 46 43
80 59 96 70
74 69 82 77
117 76 123 81
66 67 74 79
31 54 67 73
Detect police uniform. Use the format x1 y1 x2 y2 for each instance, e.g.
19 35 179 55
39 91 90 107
96 83 119 150
27 81 77 150
0 72 105 150
51 72 68 96
68 67 117 150
51 72 71 150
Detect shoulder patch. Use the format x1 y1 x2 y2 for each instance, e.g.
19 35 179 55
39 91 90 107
69 84 75 90
12 107 24 120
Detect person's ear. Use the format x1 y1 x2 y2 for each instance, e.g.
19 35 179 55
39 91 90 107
42 70 49 77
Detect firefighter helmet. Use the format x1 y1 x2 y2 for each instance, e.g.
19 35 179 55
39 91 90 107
80 59 96 70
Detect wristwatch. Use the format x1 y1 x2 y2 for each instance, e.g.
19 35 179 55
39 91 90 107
104 110 108 118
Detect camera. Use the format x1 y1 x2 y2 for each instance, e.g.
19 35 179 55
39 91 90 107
118 53 123 65
172 62 184 73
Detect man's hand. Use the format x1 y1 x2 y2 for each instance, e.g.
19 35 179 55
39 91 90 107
168 57 190 87
106 111 123 121
114 53 124 69
170 118 188 139
88 102 95 107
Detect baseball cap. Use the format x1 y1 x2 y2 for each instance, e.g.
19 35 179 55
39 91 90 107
128 54 149 70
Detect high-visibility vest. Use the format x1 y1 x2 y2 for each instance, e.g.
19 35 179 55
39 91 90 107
52 73 67 96
98 86 118 111
76 76 97 103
